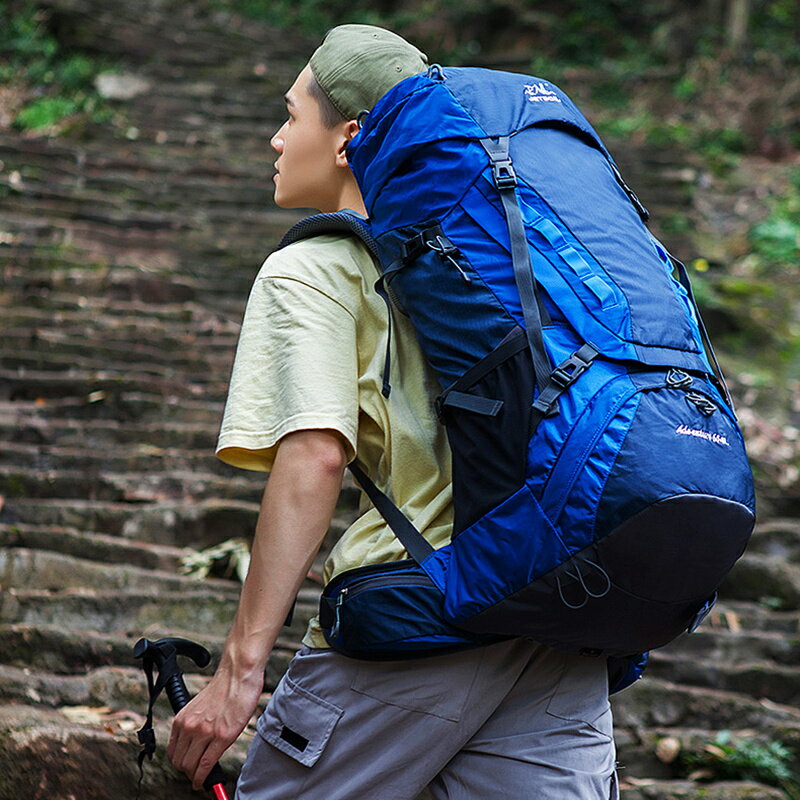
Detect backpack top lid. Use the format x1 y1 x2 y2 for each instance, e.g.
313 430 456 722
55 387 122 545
348 67 611 217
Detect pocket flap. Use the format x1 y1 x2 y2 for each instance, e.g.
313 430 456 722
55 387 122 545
258 676 344 767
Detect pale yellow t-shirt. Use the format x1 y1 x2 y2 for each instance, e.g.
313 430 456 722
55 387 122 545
216 234 453 647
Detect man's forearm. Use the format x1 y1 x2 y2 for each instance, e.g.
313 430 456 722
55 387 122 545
167 429 348 789
222 428 348 676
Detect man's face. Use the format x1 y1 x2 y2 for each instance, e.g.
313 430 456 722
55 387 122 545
271 65 347 212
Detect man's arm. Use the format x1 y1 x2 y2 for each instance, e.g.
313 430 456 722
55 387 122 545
167 428 348 790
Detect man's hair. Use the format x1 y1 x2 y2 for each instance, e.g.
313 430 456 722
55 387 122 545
308 75 348 128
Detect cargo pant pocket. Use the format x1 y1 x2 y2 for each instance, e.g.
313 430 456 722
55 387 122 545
257 675 344 767
545 652 613 741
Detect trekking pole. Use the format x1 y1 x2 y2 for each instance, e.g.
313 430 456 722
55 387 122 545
133 636 231 800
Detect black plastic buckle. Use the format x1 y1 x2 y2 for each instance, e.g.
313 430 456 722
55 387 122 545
551 352 593 389
492 159 517 190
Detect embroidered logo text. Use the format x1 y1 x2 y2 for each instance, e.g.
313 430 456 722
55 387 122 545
675 424 730 446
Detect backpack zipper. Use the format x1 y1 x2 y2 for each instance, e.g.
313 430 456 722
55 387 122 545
329 572 437 640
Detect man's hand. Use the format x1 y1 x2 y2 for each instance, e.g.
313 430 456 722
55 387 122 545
165 428 348 790
167 665 264 790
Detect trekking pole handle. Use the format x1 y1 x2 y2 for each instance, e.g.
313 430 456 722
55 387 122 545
133 637 230 799
161 665 229 795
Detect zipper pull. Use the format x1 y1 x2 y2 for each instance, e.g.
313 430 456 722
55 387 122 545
426 235 472 283
330 588 347 641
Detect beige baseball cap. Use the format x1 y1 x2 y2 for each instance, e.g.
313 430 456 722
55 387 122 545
309 24 428 120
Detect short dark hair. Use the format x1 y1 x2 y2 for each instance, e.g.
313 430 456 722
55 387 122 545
307 74 348 128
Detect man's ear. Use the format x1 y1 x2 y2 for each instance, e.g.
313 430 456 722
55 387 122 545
335 120 361 168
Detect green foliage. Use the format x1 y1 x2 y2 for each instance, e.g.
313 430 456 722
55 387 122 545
684 731 800 795
0 2 116 133
750 170 800 269
14 96 80 129
214 0 799 66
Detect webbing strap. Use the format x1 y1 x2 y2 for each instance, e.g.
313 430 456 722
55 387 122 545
441 390 503 416
527 213 617 310
348 461 434 564
672 256 735 412
480 137 551 395
608 160 650 223
135 651 180 800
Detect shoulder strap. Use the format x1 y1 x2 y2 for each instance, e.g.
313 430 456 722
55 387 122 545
347 460 434 564
278 214 432 557
278 210 395 397
279 209 380 261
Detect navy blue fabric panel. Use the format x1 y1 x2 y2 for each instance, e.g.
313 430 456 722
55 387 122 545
439 482 572 624
510 127 698 354
595 377 756 539
442 68 609 150
376 223 515 388
349 76 485 222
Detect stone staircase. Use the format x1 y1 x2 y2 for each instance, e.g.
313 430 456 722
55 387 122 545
1 1 798 798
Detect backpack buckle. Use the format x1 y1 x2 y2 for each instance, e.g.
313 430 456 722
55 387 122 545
491 159 517 190
550 348 594 389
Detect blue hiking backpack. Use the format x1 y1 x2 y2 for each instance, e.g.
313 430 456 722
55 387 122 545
280 67 755 685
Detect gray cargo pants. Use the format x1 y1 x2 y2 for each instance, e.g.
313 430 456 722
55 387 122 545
236 637 617 800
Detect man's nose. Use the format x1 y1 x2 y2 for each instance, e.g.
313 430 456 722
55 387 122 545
270 126 286 153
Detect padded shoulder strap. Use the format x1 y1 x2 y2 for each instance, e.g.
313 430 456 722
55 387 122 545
279 210 380 262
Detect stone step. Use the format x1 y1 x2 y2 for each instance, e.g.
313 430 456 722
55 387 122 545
1 334 236 374
1 492 357 547
721 552 800 610
747 518 800 560
1 350 233 388
4 250 244 298
3 415 219 450
2 386 227 424
0 621 300 687
2 287 247 322
655 624 800 667
0 441 240 476
0 702 248 799
612 677 800 732
0 296 245 328
647 653 800 706
0 523 189 571
618 779 785 799
711 600 800 635
1 365 227 399
0 465 262 505
3 169 275 218
0 547 243 595
0 585 320 642
0 302 243 337
0 642 295 711
0 497 263 548
2 623 135 673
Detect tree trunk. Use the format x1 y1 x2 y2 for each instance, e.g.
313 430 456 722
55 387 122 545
726 0 751 49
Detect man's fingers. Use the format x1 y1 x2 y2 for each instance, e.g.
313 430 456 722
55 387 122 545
192 743 227 791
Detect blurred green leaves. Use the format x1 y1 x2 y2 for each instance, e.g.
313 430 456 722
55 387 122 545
1 3 116 133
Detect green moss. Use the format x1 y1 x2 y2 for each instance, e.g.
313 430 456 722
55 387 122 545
1 3 119 134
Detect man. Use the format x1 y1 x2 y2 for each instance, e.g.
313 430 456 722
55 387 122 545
168 25 617 799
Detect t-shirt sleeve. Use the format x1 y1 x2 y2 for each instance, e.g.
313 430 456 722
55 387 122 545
216 270 359 472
